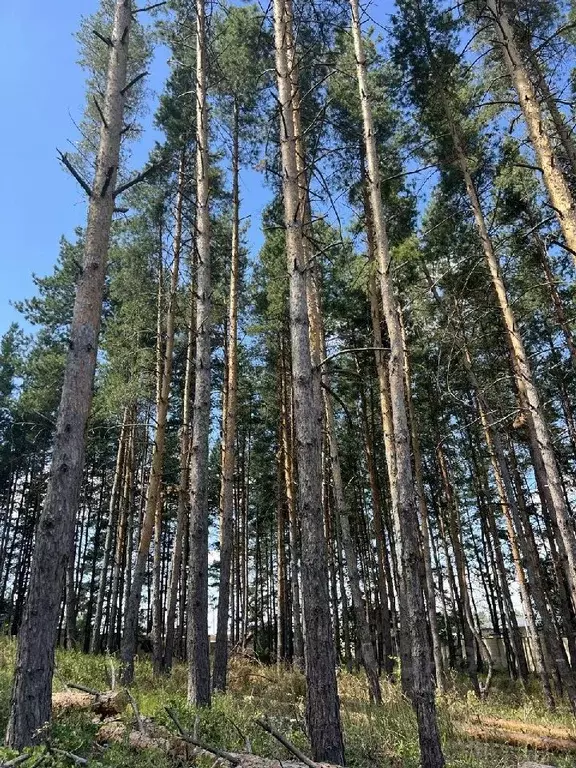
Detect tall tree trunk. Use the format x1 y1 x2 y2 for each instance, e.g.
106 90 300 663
399 313 445 692
272 0 344 759
6 0 133 748
276 448 288 665
165 263 195 672
484 0 576 264
108 416 135 652
213 98 240 692
305 240 381 700
121 157 183 684
436 444 482 695
506 439 576 711
416 1 576 612
187 0 211 707
524 49 576 178
358 386 394 677
89 322 129 651
350 1 444 764
447 102 576 613
279 337 304 670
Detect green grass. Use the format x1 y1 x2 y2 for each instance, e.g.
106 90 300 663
0 637 574 767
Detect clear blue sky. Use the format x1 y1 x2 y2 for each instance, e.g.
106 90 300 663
0 0 393 340
0 0 170 337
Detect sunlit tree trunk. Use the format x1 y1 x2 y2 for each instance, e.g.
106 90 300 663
272 0 344 758
350 1 444 763
484 0 576 264
165 258 195 672
121 160 182 683
187 0 212 706
213 98 240 692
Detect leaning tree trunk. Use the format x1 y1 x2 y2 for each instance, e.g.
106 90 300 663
187 0 212 708
484 0 576 265
350 1 444 764
213 98 240 693
6 0 133 749
522 46 576 179
272 0 344 760
120 170 182 684
416 1 576 612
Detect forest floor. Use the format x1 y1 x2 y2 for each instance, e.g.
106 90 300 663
0 638 575 768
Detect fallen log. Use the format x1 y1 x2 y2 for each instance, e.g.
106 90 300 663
52 688 128 718
96 719 191 759
459 723 576 753
472 716 576 742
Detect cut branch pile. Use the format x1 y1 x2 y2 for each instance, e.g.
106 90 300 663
94 707 343 768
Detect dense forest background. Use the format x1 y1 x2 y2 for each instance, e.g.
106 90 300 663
3 1 576 767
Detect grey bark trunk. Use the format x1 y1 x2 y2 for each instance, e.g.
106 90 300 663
213 99 240 692
187 0 212 707
307 275 382 703
272 0 344 759
399 313 445 692
280 339 305 670
349 2 444 764
6 0 132 748
165 246 195 672
120 163 182 684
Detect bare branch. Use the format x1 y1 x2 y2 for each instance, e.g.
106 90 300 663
93 97 108 129
114 164 158 197
165 708 240 765
66 682 101 696
134 1 167 12
320 347 389 367
101 165 115 198
52 749 87 766
1 754 32 768
92 29 113 47
121 71 149 96
125 689 144 732
57 150 92 198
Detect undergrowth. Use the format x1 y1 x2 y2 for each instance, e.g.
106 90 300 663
0 637 574 767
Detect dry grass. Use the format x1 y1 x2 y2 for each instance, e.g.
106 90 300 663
0 637 575 767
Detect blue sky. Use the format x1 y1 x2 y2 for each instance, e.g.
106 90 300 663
0 0 166 336
0 0 393 340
